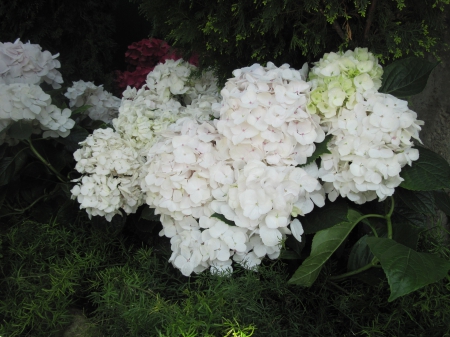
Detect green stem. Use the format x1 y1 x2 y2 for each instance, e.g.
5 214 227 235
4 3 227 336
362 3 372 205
9 194 47 212
330 257 379 281
25 139 67 183
386 196 395 239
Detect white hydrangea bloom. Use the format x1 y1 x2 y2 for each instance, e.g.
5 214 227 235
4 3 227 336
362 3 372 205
318 92 423 204
64 80 121 124
0 83 75 143
113 60 219 154
71 128 145 221
214 62 325 166
307 48 383 118
0 39 63 89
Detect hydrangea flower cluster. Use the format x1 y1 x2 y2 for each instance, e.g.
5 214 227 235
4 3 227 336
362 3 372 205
214 62 324 166
72 60 220 222
114 59 219 153
140 117 320 275
115 38 198 93
0 83 75 144
64 80 121 124
72 49 423 277
71 128 144 221
0 39 63 89
308 48 423 204
307 48 383 118
319 92 423 204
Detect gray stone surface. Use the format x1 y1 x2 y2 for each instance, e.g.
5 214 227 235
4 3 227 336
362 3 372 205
409 10 450 162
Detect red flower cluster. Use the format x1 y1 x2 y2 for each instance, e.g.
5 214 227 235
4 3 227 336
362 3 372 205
115 38 198 94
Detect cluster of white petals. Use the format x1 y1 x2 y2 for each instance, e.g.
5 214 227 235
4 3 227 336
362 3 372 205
72 60 219 224
141 117 321 275
214 62 324 166
64 80 121 124
72 49 424 277
71 128 144 221
318 92 423 204
0 39 63 89
0 83 75 144
113 60 220 153
307 48 383 118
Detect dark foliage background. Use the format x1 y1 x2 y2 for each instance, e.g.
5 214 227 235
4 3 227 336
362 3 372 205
0 0 151 90
132 0 449 84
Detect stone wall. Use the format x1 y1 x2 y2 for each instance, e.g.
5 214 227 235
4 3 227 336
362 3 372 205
410 9 450 162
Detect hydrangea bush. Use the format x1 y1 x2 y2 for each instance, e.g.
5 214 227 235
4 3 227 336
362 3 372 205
0 39 121 145
115 38 198 94
69 48 449 288
1 38 447 301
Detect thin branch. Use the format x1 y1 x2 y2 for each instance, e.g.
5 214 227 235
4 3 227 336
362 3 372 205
364 0 378 41
332 20 347 41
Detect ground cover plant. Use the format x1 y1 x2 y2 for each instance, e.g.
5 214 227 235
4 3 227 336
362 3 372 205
1 24 450 337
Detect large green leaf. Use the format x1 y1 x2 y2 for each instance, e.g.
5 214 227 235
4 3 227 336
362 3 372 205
301 198 349 234
347 235 373 272
433 190 450 216
299 134 332 167
392 206 428 228
57 125 89 153
140 206 161 222
348 221 420 272
211 212 236 226
400 147 450 191
395 188 435 215
7 120 33 140
367 237 450 302
288 209 360 286
392 222 420 250
379 57 438 97
0 157 15 186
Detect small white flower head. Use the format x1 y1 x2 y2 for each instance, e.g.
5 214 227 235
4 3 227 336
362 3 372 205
0 39 63 88
64 80 121 124
308 48 383 118
0 83 75 143
71 128 145 220
319 92 423 204
215 62 324 166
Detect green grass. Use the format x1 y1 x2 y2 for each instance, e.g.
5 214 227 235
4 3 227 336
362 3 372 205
1 217 449 337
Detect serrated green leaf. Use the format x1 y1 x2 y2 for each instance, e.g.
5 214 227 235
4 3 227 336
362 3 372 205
392 206 428 228
301 198 349 234
0 157 15 186
279 250 301 260
395 188 435 215
71 105 92 116
211 213 236 226
367 237 450 302
0 185 7 208
348 235 374 272
433 190 450 216
140 206 161 222
57 125 89 153
285 235 306 257
7 121 33 140
288 209 361 286
400 147 450 191
392 221 420 250
299 134 332 167
379 57 438 97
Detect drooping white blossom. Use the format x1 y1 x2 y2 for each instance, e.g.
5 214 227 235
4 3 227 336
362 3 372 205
71 128 145 221
0 83 75 144
64 80 121 124
307 48 383 118
0 39 63 89
318 92 423 203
